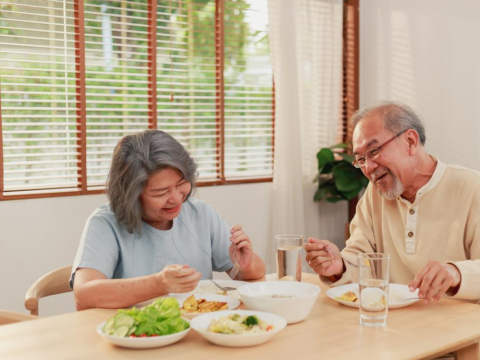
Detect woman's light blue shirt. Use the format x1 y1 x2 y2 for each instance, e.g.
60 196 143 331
70 198 233 288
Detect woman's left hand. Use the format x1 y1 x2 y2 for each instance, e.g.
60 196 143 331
229 224 253 271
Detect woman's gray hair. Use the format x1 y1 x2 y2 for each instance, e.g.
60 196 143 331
350 101 426 145
107 129 198 234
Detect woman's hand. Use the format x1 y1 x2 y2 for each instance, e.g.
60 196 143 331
227 224 265 280
156 264 202 294
229 224 254 271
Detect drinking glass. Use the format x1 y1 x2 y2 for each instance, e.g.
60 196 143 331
275 234 303 281
358 253 390 327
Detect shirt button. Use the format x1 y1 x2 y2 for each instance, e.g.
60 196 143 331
408 231 414 237
409 209 415 215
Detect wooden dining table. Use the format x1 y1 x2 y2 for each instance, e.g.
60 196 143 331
1 273 480 360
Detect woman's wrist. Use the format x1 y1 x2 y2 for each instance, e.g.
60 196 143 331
238 255 265 280
154 272 168 295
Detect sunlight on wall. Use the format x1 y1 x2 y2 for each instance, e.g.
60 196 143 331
361 0 480 171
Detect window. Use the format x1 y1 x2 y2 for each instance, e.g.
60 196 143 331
0 0 274 200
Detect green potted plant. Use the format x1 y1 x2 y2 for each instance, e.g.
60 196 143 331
314 143 369 221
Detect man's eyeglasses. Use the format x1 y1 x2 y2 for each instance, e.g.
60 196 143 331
352 129 408 169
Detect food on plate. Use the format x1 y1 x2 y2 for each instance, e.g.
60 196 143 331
360 288 387 310
102 297 189 338
208 313 273 334
180 295 228 313
195 282 227 296
335 291 358 303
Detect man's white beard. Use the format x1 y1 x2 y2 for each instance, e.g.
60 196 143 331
377 172 404 200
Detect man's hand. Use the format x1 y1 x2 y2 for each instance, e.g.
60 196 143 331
304 238 344 278
408 260 461 303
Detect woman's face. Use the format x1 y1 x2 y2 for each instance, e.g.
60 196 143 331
139 167 192 230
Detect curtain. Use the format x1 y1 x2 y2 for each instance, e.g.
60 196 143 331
266 0 343 272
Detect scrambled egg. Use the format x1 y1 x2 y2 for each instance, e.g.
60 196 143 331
335 291 358 303
180 295 228 313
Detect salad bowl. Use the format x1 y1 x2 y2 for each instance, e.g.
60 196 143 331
96 318 190 349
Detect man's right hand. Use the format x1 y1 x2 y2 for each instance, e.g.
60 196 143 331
304 238 345 278
156 264 202 294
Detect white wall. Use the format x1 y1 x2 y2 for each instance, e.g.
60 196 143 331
360 0 480 171
1 182 346 316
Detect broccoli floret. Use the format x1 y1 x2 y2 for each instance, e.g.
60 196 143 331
243 315 259 327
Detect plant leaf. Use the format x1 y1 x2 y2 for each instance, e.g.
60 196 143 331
342 187 363 200
329 143 349 150
316 148 335 170
319 162 335 175
326 195 346 203
333 163 362 192
337 152 355 163
314 183 336 202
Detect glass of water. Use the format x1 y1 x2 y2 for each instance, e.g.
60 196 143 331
358 253 390 327
275 234 303 281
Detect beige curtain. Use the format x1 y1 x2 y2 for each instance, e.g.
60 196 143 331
266 0 344 272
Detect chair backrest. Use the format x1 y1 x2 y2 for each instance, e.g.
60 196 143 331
25 266 73 316
0 310 39 325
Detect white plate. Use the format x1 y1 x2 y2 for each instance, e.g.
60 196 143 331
176 294 240 318
190 310 287 347
326 283 420 309
96 319 190 349
136 294 240 318
192 279 250 300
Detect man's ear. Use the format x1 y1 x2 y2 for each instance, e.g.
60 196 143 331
405 129 419 155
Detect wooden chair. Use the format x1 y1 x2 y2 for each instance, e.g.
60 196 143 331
25 266 73 316
0 310 39 325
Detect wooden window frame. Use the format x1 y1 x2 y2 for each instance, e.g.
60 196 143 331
342 0 360 222
0 0 274 201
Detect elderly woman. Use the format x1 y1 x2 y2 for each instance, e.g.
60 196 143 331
70 130 265 310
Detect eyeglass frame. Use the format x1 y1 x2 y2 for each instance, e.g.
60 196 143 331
352 129 408 169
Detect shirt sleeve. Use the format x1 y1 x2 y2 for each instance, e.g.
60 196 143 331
447 184 480 300
203 203 234 273
69 213 120 289
321 185 377 286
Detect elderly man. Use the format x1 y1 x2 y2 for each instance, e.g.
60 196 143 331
306 101 480 302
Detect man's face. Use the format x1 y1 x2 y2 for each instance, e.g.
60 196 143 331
352 115 405 200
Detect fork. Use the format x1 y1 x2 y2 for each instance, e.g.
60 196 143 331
304 239 358 267
211 280 237 292
342 257 358 268
229 247 240 280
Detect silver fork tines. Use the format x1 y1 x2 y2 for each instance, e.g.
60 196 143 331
229 247 240 280
211 280 237 292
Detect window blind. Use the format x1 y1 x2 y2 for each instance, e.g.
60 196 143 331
223 0 273 179
0 0 79 195
83 0 151 190
0 0 274 199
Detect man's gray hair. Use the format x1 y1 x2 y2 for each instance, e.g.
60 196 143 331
350 101 426 145
107 129 198 234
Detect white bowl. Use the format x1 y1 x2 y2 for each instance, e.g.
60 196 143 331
238 281 320 324
190 310 286 347
96 318 190 349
